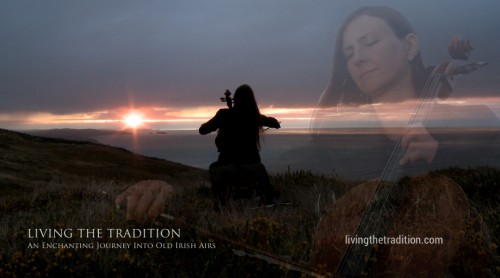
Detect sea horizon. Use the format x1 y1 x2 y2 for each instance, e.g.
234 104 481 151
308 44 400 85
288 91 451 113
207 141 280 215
18 126 500 181
88 127 500 181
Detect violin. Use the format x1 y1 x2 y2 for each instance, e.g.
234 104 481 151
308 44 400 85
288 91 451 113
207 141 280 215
311 36 490 277
218 88 281 132
220 89 234 109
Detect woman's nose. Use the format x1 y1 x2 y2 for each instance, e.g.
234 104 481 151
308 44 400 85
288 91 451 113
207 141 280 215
351 47 367 66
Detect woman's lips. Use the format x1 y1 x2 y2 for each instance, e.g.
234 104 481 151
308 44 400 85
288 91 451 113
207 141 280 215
360 68 376 79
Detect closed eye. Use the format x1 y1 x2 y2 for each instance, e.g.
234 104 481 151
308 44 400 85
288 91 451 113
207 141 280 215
364 39 378 46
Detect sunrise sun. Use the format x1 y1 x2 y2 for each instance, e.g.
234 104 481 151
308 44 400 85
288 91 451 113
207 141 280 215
124 112 144 129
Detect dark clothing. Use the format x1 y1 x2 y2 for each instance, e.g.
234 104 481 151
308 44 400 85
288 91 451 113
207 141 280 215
199 108 280 165
199 108 281 207
208 161 277 206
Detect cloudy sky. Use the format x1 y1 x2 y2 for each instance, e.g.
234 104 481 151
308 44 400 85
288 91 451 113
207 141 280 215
1 0 499 130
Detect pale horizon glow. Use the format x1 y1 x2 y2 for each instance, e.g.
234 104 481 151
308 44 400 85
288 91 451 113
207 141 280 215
2 96 500 131
311 96 500 129
1 105 316 130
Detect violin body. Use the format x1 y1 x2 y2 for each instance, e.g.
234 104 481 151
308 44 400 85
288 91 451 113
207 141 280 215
311 174 472 277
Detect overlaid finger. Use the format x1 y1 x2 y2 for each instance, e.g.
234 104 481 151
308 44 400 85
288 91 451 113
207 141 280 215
114 192 127 207
115 183 141 206
147 183 175 221
399 152 410 165
134 186 158 224
125 194 140 221
400 134 409 150
146 194 167 222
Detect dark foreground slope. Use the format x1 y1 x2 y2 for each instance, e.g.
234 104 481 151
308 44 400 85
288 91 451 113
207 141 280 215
0 128 498 277
0 128 207 193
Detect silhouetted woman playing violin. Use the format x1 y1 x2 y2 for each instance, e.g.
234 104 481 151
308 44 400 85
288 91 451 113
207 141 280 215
199 84 281 208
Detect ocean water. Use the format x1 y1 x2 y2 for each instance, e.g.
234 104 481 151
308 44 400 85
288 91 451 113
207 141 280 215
93 128 500 181
93 129 313 172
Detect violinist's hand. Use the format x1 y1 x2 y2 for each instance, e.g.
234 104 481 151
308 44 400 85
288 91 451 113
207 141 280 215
115 180 174 224
270 117 281 129
399 123 439 165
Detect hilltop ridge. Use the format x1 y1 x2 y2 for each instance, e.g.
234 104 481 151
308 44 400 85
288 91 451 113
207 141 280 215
0 128 207 192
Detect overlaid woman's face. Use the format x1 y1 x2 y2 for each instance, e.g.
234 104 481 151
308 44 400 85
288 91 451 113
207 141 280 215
342 15 416 99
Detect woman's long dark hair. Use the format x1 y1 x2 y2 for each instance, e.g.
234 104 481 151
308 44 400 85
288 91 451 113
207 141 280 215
233 84 264 149
317 6 427 108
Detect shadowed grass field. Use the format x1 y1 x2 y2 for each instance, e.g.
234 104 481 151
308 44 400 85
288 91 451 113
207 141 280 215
0 129 498 277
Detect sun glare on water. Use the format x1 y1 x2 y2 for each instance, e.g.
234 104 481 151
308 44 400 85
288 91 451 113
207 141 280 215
124 112 144 129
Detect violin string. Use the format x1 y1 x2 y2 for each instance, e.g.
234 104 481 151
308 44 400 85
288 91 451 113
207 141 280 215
338 74 444 275
377 76 441 195
376 76 442 221
384 74 442 181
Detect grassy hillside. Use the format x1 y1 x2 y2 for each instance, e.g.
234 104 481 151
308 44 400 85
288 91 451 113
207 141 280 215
0 128 207 193
0 128 498 277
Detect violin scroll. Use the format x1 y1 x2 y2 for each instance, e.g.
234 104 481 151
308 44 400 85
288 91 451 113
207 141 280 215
220 89 233 109
445 35 487 77
431 35 487 100
448 35 473 60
